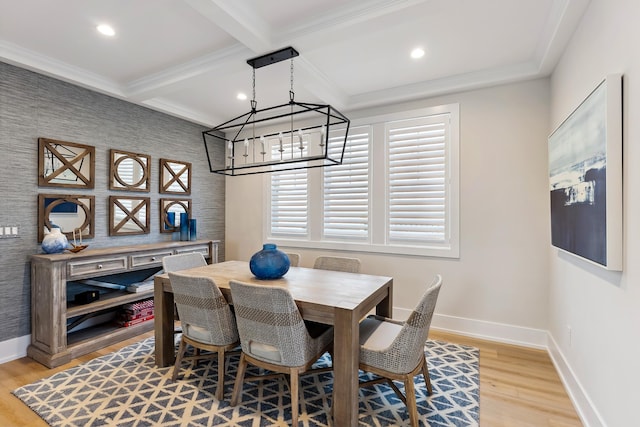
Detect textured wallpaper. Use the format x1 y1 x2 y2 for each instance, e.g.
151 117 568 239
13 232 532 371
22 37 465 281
0 61 225 342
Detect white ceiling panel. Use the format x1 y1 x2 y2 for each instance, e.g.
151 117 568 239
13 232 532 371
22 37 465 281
0 0 589 126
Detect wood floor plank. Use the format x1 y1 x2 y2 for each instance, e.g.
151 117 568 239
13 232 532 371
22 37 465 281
0 330 582 426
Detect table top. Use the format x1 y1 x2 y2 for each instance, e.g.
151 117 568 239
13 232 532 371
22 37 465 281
156 260 392 311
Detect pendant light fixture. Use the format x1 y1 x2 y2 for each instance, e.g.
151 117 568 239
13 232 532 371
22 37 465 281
202 47 350 176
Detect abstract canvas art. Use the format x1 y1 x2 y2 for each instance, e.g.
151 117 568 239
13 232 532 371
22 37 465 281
548 74 623 270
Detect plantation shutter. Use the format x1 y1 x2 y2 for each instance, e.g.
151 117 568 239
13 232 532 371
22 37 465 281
387 114 449 243
270 143 308 236
323 126 370 239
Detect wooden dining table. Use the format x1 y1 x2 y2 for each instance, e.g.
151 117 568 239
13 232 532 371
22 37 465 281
153 260 393 426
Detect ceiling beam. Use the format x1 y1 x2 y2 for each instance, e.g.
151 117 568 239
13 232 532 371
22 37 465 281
183 0 272 53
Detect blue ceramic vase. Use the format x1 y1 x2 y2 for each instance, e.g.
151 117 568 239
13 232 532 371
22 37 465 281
42 226 69 254
249 243 290 280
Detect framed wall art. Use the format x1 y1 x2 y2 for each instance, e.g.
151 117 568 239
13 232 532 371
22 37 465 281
548 74 623 271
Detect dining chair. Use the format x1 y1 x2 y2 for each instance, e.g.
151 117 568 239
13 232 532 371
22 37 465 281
162 252 207 272
284 252 300 267
312 255 361 273
229 280 334 426
167 271 240 400
162 252 208 334
356 274 443 426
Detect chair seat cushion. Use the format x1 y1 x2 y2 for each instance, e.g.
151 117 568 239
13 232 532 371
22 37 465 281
248 340 282 363
184 323 216 344
359 317 402 351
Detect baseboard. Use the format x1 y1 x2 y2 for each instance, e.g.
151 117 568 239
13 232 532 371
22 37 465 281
546 333 606 427
0 334 30 365
421 312 548 349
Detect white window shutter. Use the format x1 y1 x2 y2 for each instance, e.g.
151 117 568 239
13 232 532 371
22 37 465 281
270 143 308 236
387 115 449 243
323 126 370 239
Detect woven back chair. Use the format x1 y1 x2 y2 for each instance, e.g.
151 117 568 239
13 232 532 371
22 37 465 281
313 255 361 273
167 271 239 400
162 252 207 272
357 274 443 426
229 280 334 426
284 252 300 267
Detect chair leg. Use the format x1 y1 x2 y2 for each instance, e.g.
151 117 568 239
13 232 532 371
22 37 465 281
404 375 419 427
215 350 225 401
172 338 187 381
421 355 433 395
290 370 299 426
230 353 248 406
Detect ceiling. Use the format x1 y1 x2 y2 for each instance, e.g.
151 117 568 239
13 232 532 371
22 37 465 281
0 0 589 127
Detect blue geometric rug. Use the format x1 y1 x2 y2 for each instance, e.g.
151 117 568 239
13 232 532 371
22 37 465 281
12 338 479 426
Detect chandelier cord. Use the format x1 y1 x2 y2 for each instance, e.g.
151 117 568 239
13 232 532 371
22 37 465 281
289 57 295 102
251 67 257 112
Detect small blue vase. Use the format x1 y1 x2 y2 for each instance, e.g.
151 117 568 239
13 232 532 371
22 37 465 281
249 244 290 280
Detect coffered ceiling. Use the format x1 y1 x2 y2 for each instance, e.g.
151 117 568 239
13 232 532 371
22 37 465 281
0 0 589 126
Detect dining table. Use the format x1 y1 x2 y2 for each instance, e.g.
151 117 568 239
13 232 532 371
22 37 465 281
153 259 393 426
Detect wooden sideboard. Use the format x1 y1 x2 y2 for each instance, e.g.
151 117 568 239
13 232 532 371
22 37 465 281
28 240 218 368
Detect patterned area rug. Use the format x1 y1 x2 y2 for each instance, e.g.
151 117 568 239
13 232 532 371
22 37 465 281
13 338 479 426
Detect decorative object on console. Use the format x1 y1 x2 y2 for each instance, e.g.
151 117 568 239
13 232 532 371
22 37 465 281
38 138 95 189
179 212 189 241
160 158 191 195
548 74 623 270
41 225 69 254
160 199 191 234
189 218 197 241
38 194 95 243
249 243 290 280
68 228 88 253
109 149 150 192
202 46 350 176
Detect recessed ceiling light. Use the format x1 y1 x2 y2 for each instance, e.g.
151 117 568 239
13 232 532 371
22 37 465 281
97 24 115 37
237 93 247 101
411 47 425 59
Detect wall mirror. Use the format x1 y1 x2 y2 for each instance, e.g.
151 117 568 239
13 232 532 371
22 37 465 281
38 194 95 242
159 198 191 233
109 196 150 236
160 158 191 195
38 138 95 189
110 149 150 192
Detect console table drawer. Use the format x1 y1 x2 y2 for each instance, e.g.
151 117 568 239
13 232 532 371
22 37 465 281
130 250 173 268
174 244 210 257
67 256 128 278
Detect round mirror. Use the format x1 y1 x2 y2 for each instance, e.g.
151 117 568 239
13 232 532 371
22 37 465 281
110 150 150 191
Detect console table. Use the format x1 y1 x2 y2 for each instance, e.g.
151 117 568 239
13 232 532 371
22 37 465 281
28 240 218 368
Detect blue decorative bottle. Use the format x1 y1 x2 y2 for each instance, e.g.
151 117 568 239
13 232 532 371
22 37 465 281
179 212 189 241
249 243 290 280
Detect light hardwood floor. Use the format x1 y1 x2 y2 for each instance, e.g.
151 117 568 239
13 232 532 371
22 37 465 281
0 330 582 426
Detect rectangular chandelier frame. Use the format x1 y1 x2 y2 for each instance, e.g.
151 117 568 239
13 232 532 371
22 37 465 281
202 46 350 176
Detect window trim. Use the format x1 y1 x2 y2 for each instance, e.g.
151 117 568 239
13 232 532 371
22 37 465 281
264 103 460 258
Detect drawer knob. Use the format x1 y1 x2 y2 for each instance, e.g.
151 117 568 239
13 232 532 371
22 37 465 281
151 257 157 261
97 264 103 269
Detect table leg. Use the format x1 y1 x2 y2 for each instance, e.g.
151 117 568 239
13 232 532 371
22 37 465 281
154 277 175 367
333 307 360 426
376 280 393 318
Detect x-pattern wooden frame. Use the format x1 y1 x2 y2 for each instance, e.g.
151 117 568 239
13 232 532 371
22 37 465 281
109 196 150 236
38 138 95 189
160 158 191 195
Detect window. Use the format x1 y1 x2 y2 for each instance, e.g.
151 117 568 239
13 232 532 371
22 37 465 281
267 103 459 258
323 126 370 240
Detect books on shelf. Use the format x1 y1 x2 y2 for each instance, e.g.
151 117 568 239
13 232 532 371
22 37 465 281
117 298 154 327
126 280 155 293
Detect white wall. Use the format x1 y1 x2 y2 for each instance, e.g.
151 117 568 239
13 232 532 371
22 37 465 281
549 1 640 426
226 79 551 345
